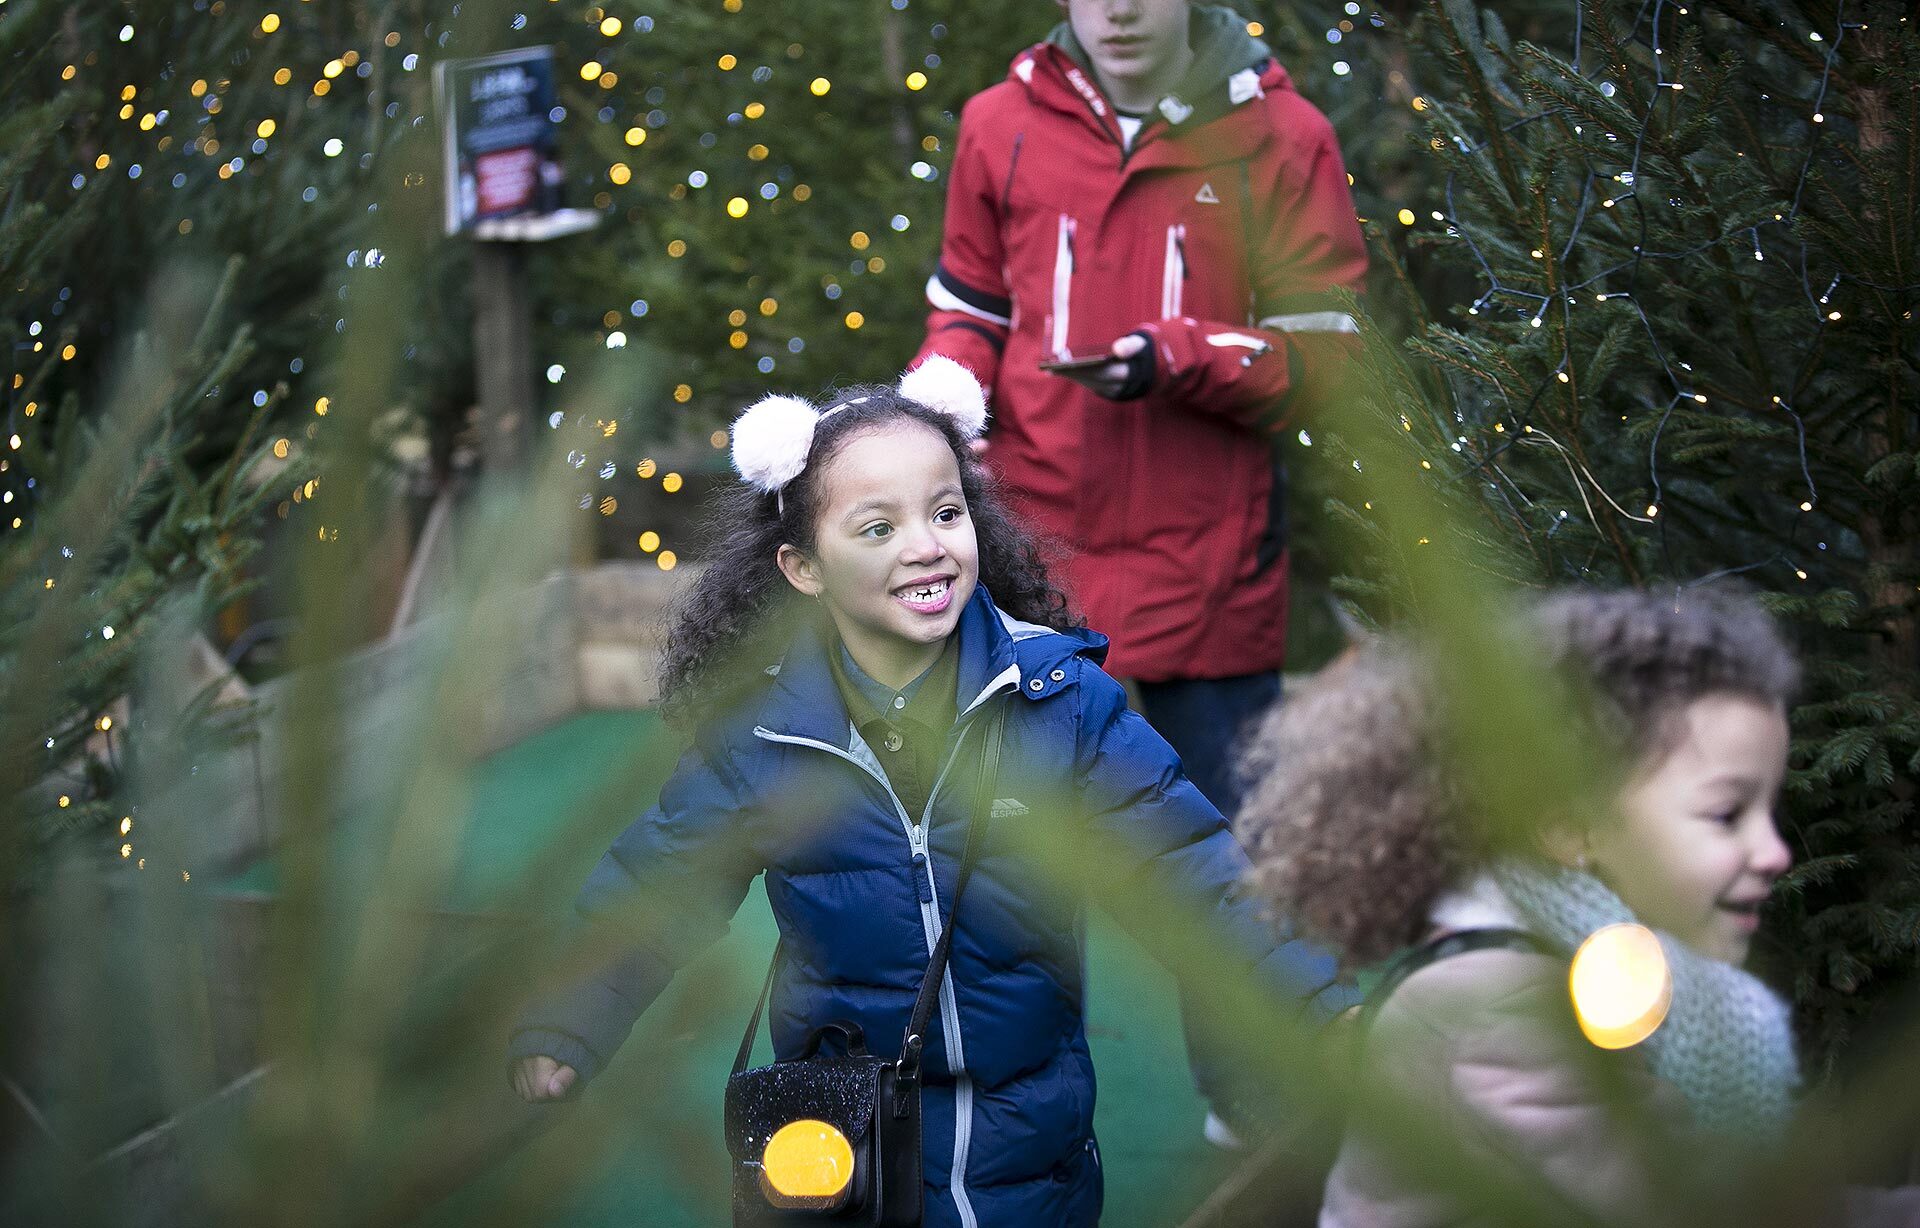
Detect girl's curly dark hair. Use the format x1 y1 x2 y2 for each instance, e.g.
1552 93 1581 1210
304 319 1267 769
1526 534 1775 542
657 385 1079 729
1239 585 1801 965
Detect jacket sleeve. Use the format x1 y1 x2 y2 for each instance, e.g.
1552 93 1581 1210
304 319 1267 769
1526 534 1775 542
1073 669 1356 1021
1136 107 1367 432
508 741 762 1084
913 97 1011 393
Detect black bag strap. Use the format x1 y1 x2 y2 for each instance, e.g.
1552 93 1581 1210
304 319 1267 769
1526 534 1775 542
731 706 1007 1082
733 955 781 1075
1360 927 1558 1029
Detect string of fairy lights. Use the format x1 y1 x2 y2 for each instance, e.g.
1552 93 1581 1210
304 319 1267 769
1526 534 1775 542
546 0 954 560
530 2 961 570
9 2 1912 869
3 1 964 871
1414 0 1916 591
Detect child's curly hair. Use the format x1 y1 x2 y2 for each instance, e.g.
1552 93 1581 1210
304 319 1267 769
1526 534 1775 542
1238 585 1800 965
657 384 1079 729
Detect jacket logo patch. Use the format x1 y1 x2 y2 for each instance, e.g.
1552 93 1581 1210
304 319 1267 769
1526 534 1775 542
1194 182 1221 205
990 797 1031 819
1158 96 1194 125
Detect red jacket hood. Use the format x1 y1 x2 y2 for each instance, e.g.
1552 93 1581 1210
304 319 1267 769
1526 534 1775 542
1009 43 1295 106
1005 44 1296 172
1008 2 1296 138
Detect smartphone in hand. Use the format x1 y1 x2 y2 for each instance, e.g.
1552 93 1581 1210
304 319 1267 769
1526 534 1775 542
1038 354 1115 375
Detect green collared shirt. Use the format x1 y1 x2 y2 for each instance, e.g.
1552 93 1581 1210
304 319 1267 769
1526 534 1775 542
829 637 961 822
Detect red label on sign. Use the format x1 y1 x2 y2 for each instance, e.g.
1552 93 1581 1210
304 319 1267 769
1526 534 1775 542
475 147 538 215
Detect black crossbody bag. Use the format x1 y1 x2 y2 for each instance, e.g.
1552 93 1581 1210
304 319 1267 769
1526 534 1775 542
723 710 1004 1228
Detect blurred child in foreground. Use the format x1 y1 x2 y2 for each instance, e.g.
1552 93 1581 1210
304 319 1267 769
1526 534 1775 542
1238 586 1920 1227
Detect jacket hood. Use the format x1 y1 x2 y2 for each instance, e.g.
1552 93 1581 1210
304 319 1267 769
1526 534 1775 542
1043 3 1282 125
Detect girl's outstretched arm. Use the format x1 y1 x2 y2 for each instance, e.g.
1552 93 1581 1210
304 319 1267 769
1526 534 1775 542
508 740 762 1087
1071 668 1357 1021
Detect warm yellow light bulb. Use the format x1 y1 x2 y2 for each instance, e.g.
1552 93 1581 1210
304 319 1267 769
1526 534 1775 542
1569 923 1671 1050
761 1119 855 1207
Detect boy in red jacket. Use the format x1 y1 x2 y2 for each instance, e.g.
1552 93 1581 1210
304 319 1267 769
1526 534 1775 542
913 0 1367 1145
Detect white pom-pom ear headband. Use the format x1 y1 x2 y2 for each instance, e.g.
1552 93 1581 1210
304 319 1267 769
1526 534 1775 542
727 359 990 509
729 394 821 494
897 354 989 439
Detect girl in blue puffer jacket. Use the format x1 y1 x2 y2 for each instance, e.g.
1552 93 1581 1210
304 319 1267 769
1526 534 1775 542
508 356 1354 1228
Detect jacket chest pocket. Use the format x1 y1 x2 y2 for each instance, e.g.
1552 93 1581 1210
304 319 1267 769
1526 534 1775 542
1002 172 1087 359
1157 173 1259 323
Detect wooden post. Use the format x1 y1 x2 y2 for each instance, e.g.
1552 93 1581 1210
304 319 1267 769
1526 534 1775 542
471 240 534 473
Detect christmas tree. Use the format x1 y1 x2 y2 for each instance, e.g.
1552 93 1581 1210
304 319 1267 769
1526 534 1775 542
0 0 375 885
1324 0 1918 1067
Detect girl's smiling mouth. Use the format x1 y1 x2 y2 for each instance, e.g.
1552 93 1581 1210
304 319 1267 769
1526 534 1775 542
895 575 955 614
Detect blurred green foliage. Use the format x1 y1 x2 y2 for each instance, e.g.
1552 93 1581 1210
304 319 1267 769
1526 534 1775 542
3 3 1917 1227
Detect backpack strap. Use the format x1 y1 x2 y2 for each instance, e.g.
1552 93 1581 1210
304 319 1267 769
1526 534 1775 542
1361 928 1560 1029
